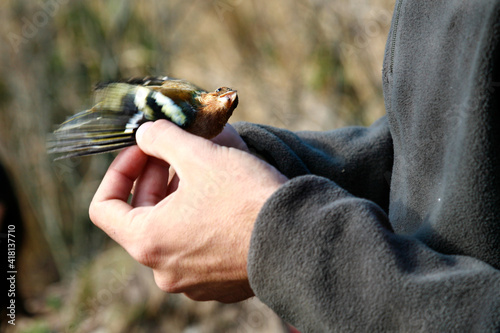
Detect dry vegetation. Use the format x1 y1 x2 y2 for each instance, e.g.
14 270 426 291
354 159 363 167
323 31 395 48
0 0 394 332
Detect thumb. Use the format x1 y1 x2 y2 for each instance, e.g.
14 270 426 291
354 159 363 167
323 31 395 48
136 120 215 172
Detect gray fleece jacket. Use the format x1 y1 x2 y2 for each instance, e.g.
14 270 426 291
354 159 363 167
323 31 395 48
234 1 500 332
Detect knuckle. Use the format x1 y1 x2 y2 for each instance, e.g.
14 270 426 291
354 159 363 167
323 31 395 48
184 291 211 302
131 245 158 268
153 271 182 293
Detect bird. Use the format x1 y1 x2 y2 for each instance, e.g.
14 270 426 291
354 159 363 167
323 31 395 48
47 76 238 159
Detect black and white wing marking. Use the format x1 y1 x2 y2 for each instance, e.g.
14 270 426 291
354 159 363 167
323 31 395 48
47 82 192 159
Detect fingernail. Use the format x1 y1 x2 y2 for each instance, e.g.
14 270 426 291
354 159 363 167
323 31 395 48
136 122 153 143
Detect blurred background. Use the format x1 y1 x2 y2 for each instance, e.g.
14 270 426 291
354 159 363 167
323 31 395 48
0 0 394 332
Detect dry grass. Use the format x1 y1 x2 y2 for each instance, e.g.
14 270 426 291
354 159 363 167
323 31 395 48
0 0 394 331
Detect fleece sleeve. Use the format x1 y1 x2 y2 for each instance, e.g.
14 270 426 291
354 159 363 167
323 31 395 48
233 116 394 212
249 175 500 332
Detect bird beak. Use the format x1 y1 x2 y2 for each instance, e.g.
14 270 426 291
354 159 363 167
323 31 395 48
220 90 237 101
219 91 238 106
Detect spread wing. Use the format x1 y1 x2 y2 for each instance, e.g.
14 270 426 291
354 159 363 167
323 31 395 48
47 77 202 159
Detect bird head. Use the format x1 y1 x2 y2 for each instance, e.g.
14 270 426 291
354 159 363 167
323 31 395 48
202 87 239 114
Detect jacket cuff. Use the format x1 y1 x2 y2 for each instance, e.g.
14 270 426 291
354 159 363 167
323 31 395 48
247 175 351 321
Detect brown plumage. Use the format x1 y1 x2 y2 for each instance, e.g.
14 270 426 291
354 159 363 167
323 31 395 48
186 86 238 138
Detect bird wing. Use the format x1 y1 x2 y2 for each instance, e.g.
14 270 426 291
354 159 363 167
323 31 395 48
155 77 206 103
47 83 149 159
112 76 206 102
47 77 204 159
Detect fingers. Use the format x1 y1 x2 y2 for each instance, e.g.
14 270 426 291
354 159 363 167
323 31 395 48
89 146 148 235
211 124 250 152
131 156 170 207
135 120 215 175
166 167 180 196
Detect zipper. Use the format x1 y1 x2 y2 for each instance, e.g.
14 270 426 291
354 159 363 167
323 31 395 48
389 0 403 74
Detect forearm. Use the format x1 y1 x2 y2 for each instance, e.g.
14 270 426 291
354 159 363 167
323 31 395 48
249 175 500 332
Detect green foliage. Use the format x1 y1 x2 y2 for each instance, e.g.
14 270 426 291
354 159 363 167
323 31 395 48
18 321 52 333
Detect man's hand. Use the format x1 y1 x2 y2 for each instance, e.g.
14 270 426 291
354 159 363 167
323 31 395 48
89 120 287 303
210 123 250 152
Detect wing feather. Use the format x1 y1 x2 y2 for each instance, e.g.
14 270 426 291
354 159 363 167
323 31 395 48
48 77 201 159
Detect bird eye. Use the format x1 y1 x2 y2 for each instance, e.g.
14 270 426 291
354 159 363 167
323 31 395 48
216 88 222 93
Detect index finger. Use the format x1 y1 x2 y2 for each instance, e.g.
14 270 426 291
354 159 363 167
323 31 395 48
89 146 148 234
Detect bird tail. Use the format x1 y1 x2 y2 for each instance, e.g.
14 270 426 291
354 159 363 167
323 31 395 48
47 83 147 159
46 107 142 159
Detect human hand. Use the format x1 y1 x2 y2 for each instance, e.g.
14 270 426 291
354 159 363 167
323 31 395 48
211 123 250 152
89 120 287 303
